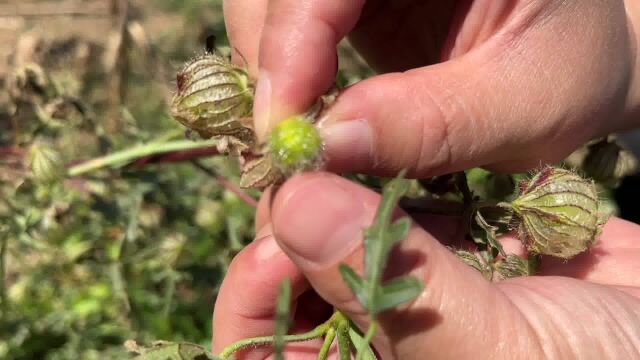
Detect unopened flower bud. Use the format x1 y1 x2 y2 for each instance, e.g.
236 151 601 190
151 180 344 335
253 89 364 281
268 115 323 174
170 53 254 141
583 138 637 186
511 166 604 259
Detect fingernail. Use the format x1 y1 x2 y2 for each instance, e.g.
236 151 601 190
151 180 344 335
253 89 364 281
273 176 365 265
255 234 282 262
253 70 272 140
318 119 374 168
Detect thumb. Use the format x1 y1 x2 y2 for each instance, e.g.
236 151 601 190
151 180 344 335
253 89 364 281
253 0 365 140
270 172 538 359
318 38 606 177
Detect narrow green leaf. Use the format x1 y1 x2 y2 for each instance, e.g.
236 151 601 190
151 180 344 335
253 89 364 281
387 217 411 245
348 327 378 360
274 278 292 360
339 264 368 309
362 172 411 315
375 276 423 313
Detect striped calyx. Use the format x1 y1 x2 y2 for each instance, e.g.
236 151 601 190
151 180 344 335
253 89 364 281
170 53 255 146
511 166 604 259
29 141 64 183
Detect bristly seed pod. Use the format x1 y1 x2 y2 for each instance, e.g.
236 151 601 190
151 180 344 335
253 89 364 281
268 115 323 174
510 166 605 259
170 52 255 147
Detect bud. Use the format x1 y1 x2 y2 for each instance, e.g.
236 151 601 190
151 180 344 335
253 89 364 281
268 115 323 174
582 138 638 186
510 166 604 259
170 53 255 142
239 154 284 189
29 141 65 183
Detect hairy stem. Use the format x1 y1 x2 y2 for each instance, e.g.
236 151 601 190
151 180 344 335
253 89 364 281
218 324 328 359
317 327 336 360
67 139 217 176
191 160 257 208
337 321 352 360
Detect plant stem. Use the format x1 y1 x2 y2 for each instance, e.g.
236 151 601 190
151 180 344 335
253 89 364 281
67 139 217 176
399 197 464 216
191 160 257 208
337 321 352 360
356 321 378 360
455 171 473 205
0 228 7 318
218 323 328 359
317 327 336 360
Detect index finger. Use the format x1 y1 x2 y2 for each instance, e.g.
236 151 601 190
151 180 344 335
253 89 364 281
223 0 268 75
253 0 366 140
212 225 308 357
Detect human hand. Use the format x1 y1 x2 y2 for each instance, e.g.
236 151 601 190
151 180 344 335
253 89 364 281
224 0 640 176
212 173 640 359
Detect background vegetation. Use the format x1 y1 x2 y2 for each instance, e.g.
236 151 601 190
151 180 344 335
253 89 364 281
0 1 637 359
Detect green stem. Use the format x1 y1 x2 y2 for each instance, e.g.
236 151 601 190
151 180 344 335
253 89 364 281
0 228 7 317
356 321 378 360
337 321 352 360
218 323 328 359
317 327 336 360
67 139 217 177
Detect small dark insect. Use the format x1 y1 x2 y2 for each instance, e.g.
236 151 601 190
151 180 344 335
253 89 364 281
205 35 217 54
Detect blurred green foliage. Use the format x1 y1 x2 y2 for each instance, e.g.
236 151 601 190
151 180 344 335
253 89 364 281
0 1 375 358
0 1 256 358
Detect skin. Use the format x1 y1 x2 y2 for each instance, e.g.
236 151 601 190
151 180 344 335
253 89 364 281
213 0 640 359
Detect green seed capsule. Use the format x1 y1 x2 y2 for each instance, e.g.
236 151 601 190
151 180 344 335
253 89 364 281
268 116 322 174
29 141 64 183
510 166 604 259
170 53 255 144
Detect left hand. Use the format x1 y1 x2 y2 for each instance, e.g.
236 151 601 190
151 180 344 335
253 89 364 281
212 173 640 359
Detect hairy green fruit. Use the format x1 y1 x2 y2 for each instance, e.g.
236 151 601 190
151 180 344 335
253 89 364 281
268 116 323 173
510 166 605 259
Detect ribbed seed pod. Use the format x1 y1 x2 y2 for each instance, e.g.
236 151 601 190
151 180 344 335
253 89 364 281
170 53 255 146
29 141 65 183
511 166 603 259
